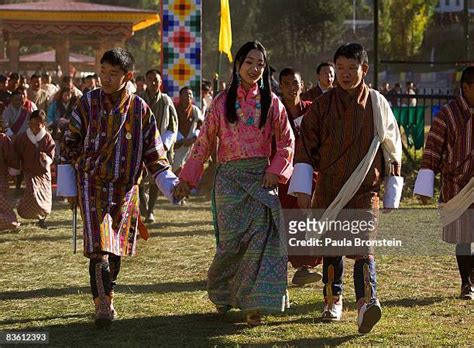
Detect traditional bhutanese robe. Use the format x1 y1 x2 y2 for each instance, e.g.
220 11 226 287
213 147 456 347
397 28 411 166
173 103 203 172
0 133 20 230
180 84 295 313
301 84 324 102
294 83 385 210
28 89 49 113
15 128 55 219
139 91 178 162
3 100 38 137
62 88 171 257
415 96 473 243
279 99 314 209
280 99 321 268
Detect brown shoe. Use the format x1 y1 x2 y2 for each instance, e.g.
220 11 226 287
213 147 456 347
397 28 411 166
94 295 113 329
245 310 261 326
292 267 322 286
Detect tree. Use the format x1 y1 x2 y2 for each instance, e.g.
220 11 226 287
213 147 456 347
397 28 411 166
202 0 351 83
379 0 438 59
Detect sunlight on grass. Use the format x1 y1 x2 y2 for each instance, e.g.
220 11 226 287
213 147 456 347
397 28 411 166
0 196 472 346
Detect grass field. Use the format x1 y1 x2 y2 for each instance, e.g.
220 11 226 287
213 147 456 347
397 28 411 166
1 190 473 347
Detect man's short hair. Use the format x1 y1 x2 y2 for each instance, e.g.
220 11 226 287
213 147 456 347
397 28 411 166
100 48 135 73
179 86 192 94
278 67 302 83
316 62 335 74
30 109 46 123
145 69 162 78
30 73 41 80
8 72 19 81
461 66 474 86
334 43 368 65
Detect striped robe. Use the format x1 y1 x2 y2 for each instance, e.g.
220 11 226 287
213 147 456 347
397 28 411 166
15 130 55 220
62 88 170 257
0 133 20 230
420 96 473 243
296 83 385 210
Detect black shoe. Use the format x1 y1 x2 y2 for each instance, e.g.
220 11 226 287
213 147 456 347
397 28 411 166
37 219 48 229
460 284 473 300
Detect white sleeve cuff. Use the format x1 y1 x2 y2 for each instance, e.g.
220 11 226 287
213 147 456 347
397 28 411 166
161 130 176 151
413 169 435 198
383 176 404 208
287 163 314 196
154 170 179 203
8 167 21 176
193 129 200 138
56 164 77 197
6 128 13 137
43 155 53 167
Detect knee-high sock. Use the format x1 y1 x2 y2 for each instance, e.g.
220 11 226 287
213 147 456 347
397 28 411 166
456 243 473 286
89 254 114 299
354 256 377 302
322 257 344 297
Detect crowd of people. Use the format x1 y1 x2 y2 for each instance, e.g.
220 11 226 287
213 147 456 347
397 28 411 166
0 42 472 333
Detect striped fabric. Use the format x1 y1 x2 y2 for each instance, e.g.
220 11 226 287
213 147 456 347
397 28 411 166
208 158 289 313
420 96 473 243
0 134 19 230
62 88 170 256
296 83 384 210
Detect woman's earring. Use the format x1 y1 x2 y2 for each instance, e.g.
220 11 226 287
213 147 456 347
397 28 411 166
260 78 264 89
237 73 242 84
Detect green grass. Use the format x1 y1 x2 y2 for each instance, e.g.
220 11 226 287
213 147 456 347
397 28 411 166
0 194 473 347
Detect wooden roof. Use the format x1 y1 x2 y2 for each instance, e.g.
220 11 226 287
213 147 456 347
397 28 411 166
0 1 159 32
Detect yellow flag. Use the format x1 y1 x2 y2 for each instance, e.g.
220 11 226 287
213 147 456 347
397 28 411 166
219 0 233 62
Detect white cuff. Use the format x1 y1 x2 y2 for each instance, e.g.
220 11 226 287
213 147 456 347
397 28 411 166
161 130 176 151
56 164 77 197
383 176 404 208
413 169 435 198
8 167 21 176
154 170 179 203
6 128 13 137
43 155 53 167
193 129 200 138
287 163 313 196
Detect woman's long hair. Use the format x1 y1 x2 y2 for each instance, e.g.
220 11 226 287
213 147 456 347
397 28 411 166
225 41 272 129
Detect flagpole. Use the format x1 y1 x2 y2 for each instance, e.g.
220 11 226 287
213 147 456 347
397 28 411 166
215 52 222 96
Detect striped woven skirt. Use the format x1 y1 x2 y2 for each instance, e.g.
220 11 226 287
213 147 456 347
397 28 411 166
78 175 147 257
208 158 289 313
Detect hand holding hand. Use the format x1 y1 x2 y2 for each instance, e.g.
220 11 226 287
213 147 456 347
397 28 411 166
262 172 279 188
174 180 191 201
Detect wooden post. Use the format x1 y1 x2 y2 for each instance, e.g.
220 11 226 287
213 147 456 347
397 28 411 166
0 34 5 60
8 38 20 73
56 39 70 77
